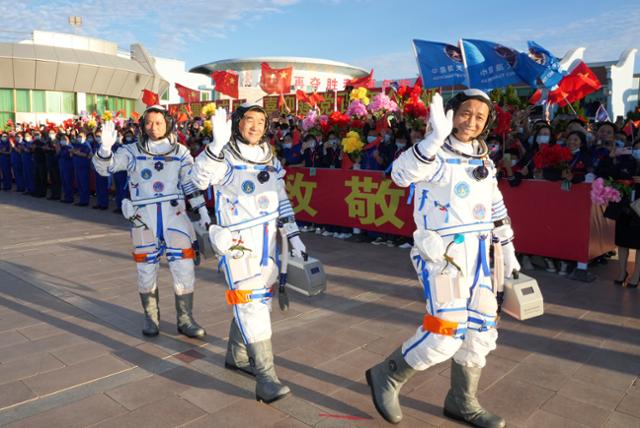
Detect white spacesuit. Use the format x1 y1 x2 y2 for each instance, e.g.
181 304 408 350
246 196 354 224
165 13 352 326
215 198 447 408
191 104 305 404
366 91 518 428
93 106 210 339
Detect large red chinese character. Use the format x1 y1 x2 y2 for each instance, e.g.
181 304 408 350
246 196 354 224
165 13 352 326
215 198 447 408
310 77 321 90
294 76 305 89
326 78 338 91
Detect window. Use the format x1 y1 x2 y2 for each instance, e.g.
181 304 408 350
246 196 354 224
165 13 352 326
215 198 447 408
200 92 209 101
15 89 30 112
96 95 107 115
32 90 45 112
86 94 97 115
0 89 14 112
46 91 63 113
62 92 76 114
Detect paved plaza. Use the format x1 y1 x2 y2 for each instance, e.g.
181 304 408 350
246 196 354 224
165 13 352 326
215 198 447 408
0 191 639 427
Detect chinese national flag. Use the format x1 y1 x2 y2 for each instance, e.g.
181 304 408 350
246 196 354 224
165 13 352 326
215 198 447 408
141 89 159 107
212 71 239 99
346 69 374 88
308 92 325 107
259 62 292 94
548 61 601 107
175 83 200 103
295 89 309 103
529 89 542 105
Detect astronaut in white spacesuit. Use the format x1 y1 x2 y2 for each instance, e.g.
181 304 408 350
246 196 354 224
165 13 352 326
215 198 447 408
191 104 305 404
93 105 210 339
366 91 518 428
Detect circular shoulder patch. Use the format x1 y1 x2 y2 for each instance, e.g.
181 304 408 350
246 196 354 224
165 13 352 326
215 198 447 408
152 181 165 193
472 203 487 220
454 181 470 198
141 168 152 180
241 180 255 194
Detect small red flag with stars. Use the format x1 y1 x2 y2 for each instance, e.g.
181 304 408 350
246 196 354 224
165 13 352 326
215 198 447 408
212 71 239 99
260 62 292 94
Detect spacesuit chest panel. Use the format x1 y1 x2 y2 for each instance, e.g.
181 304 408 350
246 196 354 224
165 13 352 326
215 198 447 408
413 151 495 232
128 146 183 200
215 156 280 226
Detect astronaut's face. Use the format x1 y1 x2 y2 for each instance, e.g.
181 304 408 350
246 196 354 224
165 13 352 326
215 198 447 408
452 99 489 143
239 110 266 145
144 111 167 141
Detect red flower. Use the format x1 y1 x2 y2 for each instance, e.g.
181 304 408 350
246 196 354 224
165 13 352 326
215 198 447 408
533 145 573 169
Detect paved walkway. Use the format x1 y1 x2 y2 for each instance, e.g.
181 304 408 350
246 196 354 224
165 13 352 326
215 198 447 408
0 191 638 427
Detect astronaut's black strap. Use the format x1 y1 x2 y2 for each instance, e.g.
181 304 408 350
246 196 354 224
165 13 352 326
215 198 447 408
205 145 224 161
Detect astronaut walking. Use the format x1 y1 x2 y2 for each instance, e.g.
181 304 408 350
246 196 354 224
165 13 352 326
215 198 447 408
192 104 305 404
366 91 519 428
93 105 209 339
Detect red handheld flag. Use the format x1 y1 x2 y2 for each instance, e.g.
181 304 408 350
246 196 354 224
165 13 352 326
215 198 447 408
175 83 200 103
548 61 601 107
141 89 159 107
259 63 292 94
295 89 309 103
346 69 374 88
211 71 239 99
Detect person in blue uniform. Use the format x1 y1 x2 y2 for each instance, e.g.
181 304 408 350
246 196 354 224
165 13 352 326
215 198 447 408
58 133 75 203
90 131 109 210
10 133 25 192
45 130 61 200
71 131 92 206
0 132 12 190
20 132 35 195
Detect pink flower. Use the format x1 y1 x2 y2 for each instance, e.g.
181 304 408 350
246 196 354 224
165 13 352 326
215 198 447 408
346 100 368 117
302 110 318 131
368 93 399 113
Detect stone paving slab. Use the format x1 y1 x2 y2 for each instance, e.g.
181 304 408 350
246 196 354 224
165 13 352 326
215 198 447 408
0 191 639 427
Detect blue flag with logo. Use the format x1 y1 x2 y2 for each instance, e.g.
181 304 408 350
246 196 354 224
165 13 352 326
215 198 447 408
518 41 564 88
412 39 467 89
461 39 524 90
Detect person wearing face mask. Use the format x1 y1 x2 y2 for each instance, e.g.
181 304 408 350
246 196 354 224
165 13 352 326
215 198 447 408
562 131 592 184
93 105 210 339
361 129 383 171
0 132 12 191
20 131 35 195
592 122 617 169
321 133 340 169
44 130 61 200
111 130 133 213
192 104 306 404
90 131 109 210
609 141 640 288
10 133 25 193
366 90 517 427
58 133 75 203
31 130 49 198
71 131 92 206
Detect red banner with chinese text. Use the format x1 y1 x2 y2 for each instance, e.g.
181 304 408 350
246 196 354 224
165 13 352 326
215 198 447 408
284 167 615 263
285 167 415 236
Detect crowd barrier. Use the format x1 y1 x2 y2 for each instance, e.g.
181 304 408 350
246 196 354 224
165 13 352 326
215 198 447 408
254 167 615 264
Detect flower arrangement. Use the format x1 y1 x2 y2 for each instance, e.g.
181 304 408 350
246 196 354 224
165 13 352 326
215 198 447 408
368 93 398 117
591 177 622 205
533 145 573 170
349 87 370 105
302 109 319 132
341 130 364 162
101 110 113 122
200 102 217 119
346 100 368 117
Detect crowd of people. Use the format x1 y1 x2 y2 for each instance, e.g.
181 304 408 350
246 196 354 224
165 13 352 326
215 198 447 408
1 94 639 284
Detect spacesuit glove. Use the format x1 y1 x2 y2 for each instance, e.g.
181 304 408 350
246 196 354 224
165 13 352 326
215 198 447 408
502 242 521 279
417 93 454 159
413 229 445 263
197 206 211 230
208 107 232 157
289 235 306 259
98 120 117 155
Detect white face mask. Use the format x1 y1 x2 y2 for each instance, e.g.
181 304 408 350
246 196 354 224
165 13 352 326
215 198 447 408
536 135 550 144
511 159 519 166
367 136 377 143
516 127 524 133
383 134 392 142
615 140 625 149
556 139 565 146
396 142 406 149
202 139 210 145
282 143 292 149
633 149 640 160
